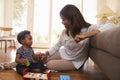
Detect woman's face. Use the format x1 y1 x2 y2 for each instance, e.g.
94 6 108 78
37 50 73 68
60 15 71 29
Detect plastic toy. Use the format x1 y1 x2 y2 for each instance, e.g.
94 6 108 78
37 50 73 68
60 75 71 80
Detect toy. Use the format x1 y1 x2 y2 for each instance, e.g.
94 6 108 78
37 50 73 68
60 75 71 80
23 69 51 80
24 72 47 80
25 61 30 67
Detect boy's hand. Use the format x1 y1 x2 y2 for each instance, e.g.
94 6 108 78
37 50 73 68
20 59 28 65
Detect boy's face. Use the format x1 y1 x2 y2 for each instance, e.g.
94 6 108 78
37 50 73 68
22 34 33 46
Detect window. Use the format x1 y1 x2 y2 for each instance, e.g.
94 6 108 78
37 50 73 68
12 0 28 34
51 0 83 45
12 0 97 48
33 0 50 47
33 0 84 47
83 0 97 24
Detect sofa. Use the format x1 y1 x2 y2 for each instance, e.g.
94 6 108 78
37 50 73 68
89 26 120 80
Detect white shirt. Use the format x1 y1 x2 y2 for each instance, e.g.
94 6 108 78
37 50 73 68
48 23 115 69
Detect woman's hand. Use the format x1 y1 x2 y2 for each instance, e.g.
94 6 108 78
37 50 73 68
74 34 87 43
33 53 42 61
74 30 100 43
40 51 49 61
33 51 49 61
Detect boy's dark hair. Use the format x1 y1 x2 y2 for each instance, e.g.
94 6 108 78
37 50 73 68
17 30 30 44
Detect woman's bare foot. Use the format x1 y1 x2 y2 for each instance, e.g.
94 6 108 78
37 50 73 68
44 69 58 74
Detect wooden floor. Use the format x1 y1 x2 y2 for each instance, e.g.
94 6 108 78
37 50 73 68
0 47 110 80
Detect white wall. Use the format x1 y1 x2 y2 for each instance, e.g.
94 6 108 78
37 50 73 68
4 0 13 27
97 0 107 14
83 0 97 24
0 0 4 26
98 0 120 16
97 0 120 24
106 0 120 16
0 0 14 27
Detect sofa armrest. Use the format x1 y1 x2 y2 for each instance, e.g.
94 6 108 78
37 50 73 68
90 27 120 58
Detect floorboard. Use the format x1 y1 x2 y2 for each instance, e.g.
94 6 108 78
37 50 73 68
0 47 109 80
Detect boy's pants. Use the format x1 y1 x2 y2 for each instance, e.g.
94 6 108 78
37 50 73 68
16 62 47 75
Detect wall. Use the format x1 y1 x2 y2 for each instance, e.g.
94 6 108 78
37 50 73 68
98 0 120 16
97 0 107 14
106 0 120 16
4 0 13 27
0 0 4 26
97 0 120 24
83 0 97 24
0 0 14 27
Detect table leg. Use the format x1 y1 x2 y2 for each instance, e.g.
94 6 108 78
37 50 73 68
5 40 7 53
1 41 2 48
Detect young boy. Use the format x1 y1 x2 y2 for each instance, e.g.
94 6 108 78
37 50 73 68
0 30 48 75
15 30 48 75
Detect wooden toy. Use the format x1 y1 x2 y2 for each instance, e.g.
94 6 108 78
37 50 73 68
23 69 51 80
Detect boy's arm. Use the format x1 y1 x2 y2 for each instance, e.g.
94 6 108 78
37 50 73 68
75 30 100 42
15 54 28 65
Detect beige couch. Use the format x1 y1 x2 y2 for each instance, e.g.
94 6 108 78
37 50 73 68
89 27 120 80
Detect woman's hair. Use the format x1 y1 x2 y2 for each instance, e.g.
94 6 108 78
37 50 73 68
60 4 91 37
17 30 30 44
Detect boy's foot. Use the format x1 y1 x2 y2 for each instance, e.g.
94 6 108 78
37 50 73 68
23 68 31 80
23 68 30 75
0 62 18 71
4 62 17 69
0 63 5 71
44 69 58 74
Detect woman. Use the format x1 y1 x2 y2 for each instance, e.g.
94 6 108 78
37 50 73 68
42 4 114 71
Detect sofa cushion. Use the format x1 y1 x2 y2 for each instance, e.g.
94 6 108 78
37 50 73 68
90 27 120 58
89 48 120 80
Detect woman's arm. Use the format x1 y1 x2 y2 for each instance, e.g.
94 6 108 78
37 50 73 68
47 30 65 56
83 30 100 38
74 23 115 43
74 30 100 43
